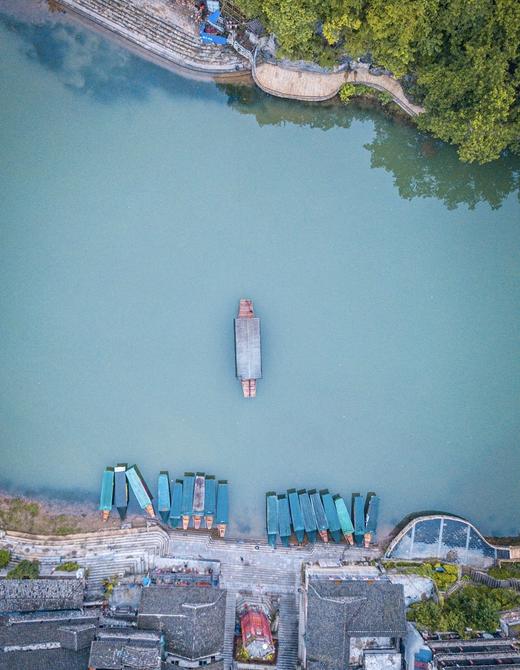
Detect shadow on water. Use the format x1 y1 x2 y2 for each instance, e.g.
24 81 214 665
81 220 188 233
2 11 520 211
219 83 520 211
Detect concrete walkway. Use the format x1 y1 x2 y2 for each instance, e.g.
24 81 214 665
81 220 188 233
253 61 424 116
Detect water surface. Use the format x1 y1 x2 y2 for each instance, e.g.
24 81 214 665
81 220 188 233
1 10 519 538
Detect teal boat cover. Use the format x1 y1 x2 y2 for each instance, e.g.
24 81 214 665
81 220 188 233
334 495 354 534
182 473 195 515
321 491 341 533
277 495 291 538
309 490 328 531
216 481 228 524
169 480 183 524
158 472 171 512
99 468 114 511
299 491 317 532
266 494 278 535
353 494 366 535
288 489 304 533
204 476 216 515
126 466 152 510
365 495 380 534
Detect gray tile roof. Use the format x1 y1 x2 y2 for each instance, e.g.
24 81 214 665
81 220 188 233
0 579 84 613
137 586 226 660
304 579 406 670
0 648 90 670
89 639 161 669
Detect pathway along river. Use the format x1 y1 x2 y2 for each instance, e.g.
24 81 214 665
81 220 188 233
1 7 520 539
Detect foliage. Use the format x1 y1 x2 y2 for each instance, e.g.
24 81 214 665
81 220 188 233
102 575 118 595
403 562 459 591
7 559 40 579
0 549 11 569
407 585 520 637
55 561 80 572
339 83 395 108
236 0 520 162
489 563 520 580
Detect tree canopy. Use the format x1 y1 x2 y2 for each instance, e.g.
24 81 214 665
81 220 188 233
237 0 520 163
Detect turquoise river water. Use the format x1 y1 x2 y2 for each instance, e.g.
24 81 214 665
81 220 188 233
1 6 520 538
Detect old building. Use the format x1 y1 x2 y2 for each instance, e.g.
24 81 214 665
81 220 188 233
299 565 406 669
137 585 226 667
88 630 162 670
240 608 275 660
415 637 520 669
0 578 84 613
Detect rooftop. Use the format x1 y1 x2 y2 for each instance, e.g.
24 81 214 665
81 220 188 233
0 578 84 613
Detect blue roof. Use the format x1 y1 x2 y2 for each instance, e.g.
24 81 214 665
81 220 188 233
321 491 341 533
99 468 114 511
169 480 183 521
181 473 195 515
299 490 317 532
126 466 152 510
216 481 228 524
353 494 366 535
288 489 304 533
114 464 128 508
365 495 380 534
266 494 278 535
157 472 171 513
278 495 291 538
309 490 328 531
204 476 216 515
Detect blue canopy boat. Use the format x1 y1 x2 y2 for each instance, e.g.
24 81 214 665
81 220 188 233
157 471 171 523
169 479 183 529
181 472 195 530
204 475 216 530
278 494 292 547
192 473 206 530
320 489 342 543
352 493 366 545
99 467 114 522
309 489 329 542
334 494 354 544
298 489 317 543
364 494 380 547
216 480 228 537
266 492 278 548
114 464 128 521
126 465 154 518
287 488 305 544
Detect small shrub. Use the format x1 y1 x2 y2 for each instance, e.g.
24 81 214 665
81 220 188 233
7 559 40 579
55 561 80 572
339 83 356 102
0 549 11 569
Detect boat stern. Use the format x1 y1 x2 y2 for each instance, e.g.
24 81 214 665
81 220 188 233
205 515 214 530
217 523 227 538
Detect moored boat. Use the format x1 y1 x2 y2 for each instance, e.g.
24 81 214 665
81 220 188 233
364 493 380 547
333 494 354 545
192 473 205 530
352 493 366 545
114 463 128 521
277 494 292 547
126 465 155 518
99 467 114 522
169 479 183 529
287 488 305 544
234 299 262 398
320 489 342 543
309 489 329 543
181 472 195 530
266 492 278 548
298 489 317 543
204 475 216 529
157 471 171 524
216 480 228 537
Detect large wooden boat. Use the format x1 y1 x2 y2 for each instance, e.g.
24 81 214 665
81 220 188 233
204 475 216 530
266 492 278 548
364 493 380 547
333 494 354 545
309 489 329 543
169 479 183 529
114 463 128 521
99 467 114 522
181 472 195 530
320 489 342 543
126 465 155 518
234 299 262 398
192 473 205 530
157 471 171 523
287 488 305 544
216 480 228 537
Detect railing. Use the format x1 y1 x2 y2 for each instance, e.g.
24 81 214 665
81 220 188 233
462 566 520 592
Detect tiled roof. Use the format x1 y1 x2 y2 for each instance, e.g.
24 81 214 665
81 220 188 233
305 579 406 670
89 639 161 670
138 586 226 660
0 579 84 613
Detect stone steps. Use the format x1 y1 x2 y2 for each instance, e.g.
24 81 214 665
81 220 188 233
223 589 238 670
276 594 299 670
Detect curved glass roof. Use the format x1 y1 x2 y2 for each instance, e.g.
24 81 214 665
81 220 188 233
385 515 510 568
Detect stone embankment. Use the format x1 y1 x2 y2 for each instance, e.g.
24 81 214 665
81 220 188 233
253 59 425 116
57 0 249 75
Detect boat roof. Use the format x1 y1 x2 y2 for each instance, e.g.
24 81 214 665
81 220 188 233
299 491 317 532
334 495 354 534
114 466 128 508
365 495 380 534
216 481 228 524
169 480 183 520
99 468 114 511
321 491 341 533
266 494 278 534
193 474 205 513
204 476 216 515
353 494 366 534
288 489 304 532
309 490 328 531
234 317 261 381
157 472 171 512
277 495 291 538
182 474 195 515
126 466 152 509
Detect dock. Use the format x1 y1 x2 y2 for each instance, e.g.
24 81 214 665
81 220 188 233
234 299 262 398
99 467 114 522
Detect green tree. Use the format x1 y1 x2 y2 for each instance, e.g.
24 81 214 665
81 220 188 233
0 549 11 569
7 560 40 579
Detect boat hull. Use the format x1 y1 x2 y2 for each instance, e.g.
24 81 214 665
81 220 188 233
205 515 214 530
217 523 226 538
268 533 277 548
295 530 305 544
145 504 155 519
280 535 290 548
101 510 110 522
193 515 202 530
182 515 190 530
